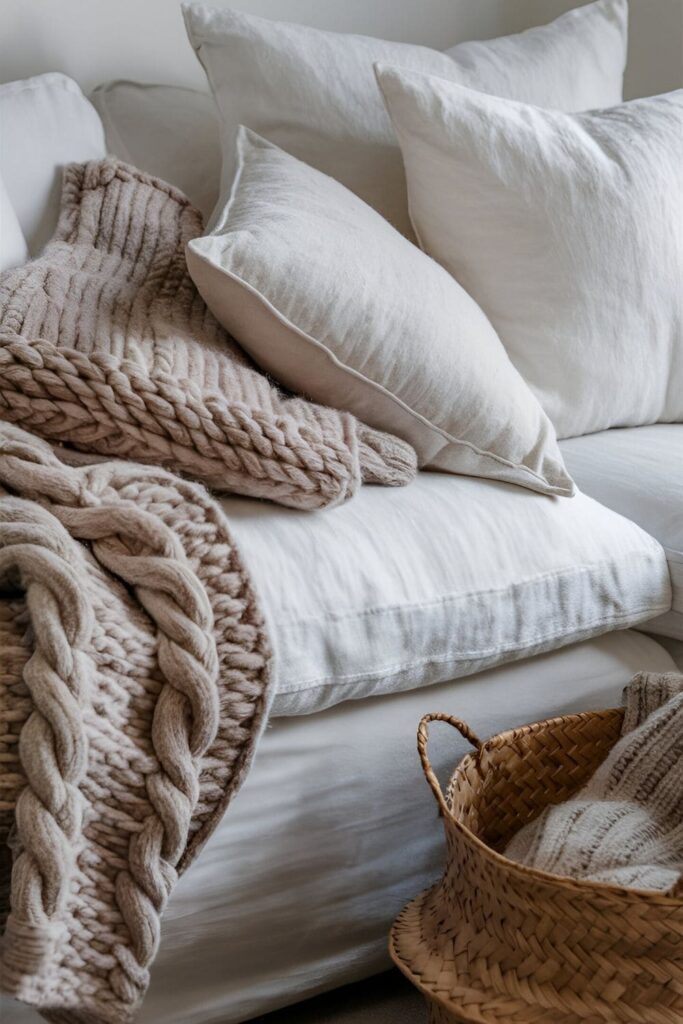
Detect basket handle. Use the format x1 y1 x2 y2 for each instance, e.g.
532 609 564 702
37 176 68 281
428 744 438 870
417 713 483 815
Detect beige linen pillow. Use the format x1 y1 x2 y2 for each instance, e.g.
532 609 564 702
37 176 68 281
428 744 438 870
186 128 573 498
182 0 628 236
377 66 683 439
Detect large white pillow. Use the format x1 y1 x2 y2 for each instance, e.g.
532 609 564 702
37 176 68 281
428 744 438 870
221 470 671 716
0 174 28 272
182 0 628 235
187 128 573 497
90 81 221 220
378 67 683 438
0 73 106 254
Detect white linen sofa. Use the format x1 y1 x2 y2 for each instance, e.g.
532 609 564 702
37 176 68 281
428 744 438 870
2 72 682 1024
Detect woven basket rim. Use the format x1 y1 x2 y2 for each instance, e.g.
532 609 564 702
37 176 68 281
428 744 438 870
437 708 683 905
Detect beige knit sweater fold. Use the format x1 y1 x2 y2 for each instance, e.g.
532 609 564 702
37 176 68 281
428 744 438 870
505 671 683 893
0 159 416 510
0 421 273 1023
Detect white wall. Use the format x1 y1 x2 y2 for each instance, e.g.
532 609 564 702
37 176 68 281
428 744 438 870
1 1 523 92
2 0 682 97
519 0 683 97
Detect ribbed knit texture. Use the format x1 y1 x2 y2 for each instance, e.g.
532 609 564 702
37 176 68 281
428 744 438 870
0 421 273 1023
505 671 683 893
0 159 416 510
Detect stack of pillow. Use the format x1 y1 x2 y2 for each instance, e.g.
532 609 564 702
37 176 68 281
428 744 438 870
2 0 681 502
181 0 681 496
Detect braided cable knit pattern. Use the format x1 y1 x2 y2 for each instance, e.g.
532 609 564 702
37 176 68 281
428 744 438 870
0 159 416 511
0 499 94 988
0 596 30 937
0 597 31 842
0 423 274 1022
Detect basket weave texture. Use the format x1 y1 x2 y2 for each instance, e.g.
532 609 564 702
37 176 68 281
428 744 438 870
390 710 683 1024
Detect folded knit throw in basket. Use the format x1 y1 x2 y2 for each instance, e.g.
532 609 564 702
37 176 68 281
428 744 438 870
0 420 273 1022
0 159 416 511
505 671 683 892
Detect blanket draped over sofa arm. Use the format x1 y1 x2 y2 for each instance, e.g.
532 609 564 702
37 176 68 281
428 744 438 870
0 159 416 512
0 421 274 1023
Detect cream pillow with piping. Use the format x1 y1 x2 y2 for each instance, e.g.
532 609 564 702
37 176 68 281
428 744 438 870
187 128 574 497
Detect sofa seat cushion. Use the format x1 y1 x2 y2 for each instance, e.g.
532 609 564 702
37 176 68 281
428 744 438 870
221 472 671 716
561 425 683 639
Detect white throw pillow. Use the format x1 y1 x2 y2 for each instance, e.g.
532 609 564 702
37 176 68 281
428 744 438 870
0 174 29 272
90 81 221 220
182 0 628 235
187 128 573 497
378 67 683 438
0 73 106 254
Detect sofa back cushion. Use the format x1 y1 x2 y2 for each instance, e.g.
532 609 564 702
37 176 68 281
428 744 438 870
0 73 106 254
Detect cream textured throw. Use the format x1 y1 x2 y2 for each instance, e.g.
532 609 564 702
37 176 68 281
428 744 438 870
0 159 416 510
0 420 273 1022
505 672 683 893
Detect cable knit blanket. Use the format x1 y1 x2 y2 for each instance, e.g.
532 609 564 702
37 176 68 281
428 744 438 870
505 671 683 893
0 159 414 1022
0 158 416 511
0 421 273 1022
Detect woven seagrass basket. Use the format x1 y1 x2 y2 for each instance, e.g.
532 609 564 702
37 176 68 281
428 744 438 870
390 710 683 1024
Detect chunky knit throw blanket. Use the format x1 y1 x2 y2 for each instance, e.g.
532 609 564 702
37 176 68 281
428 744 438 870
0 420 273 1023
505 671 683 893
0 159 416 511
